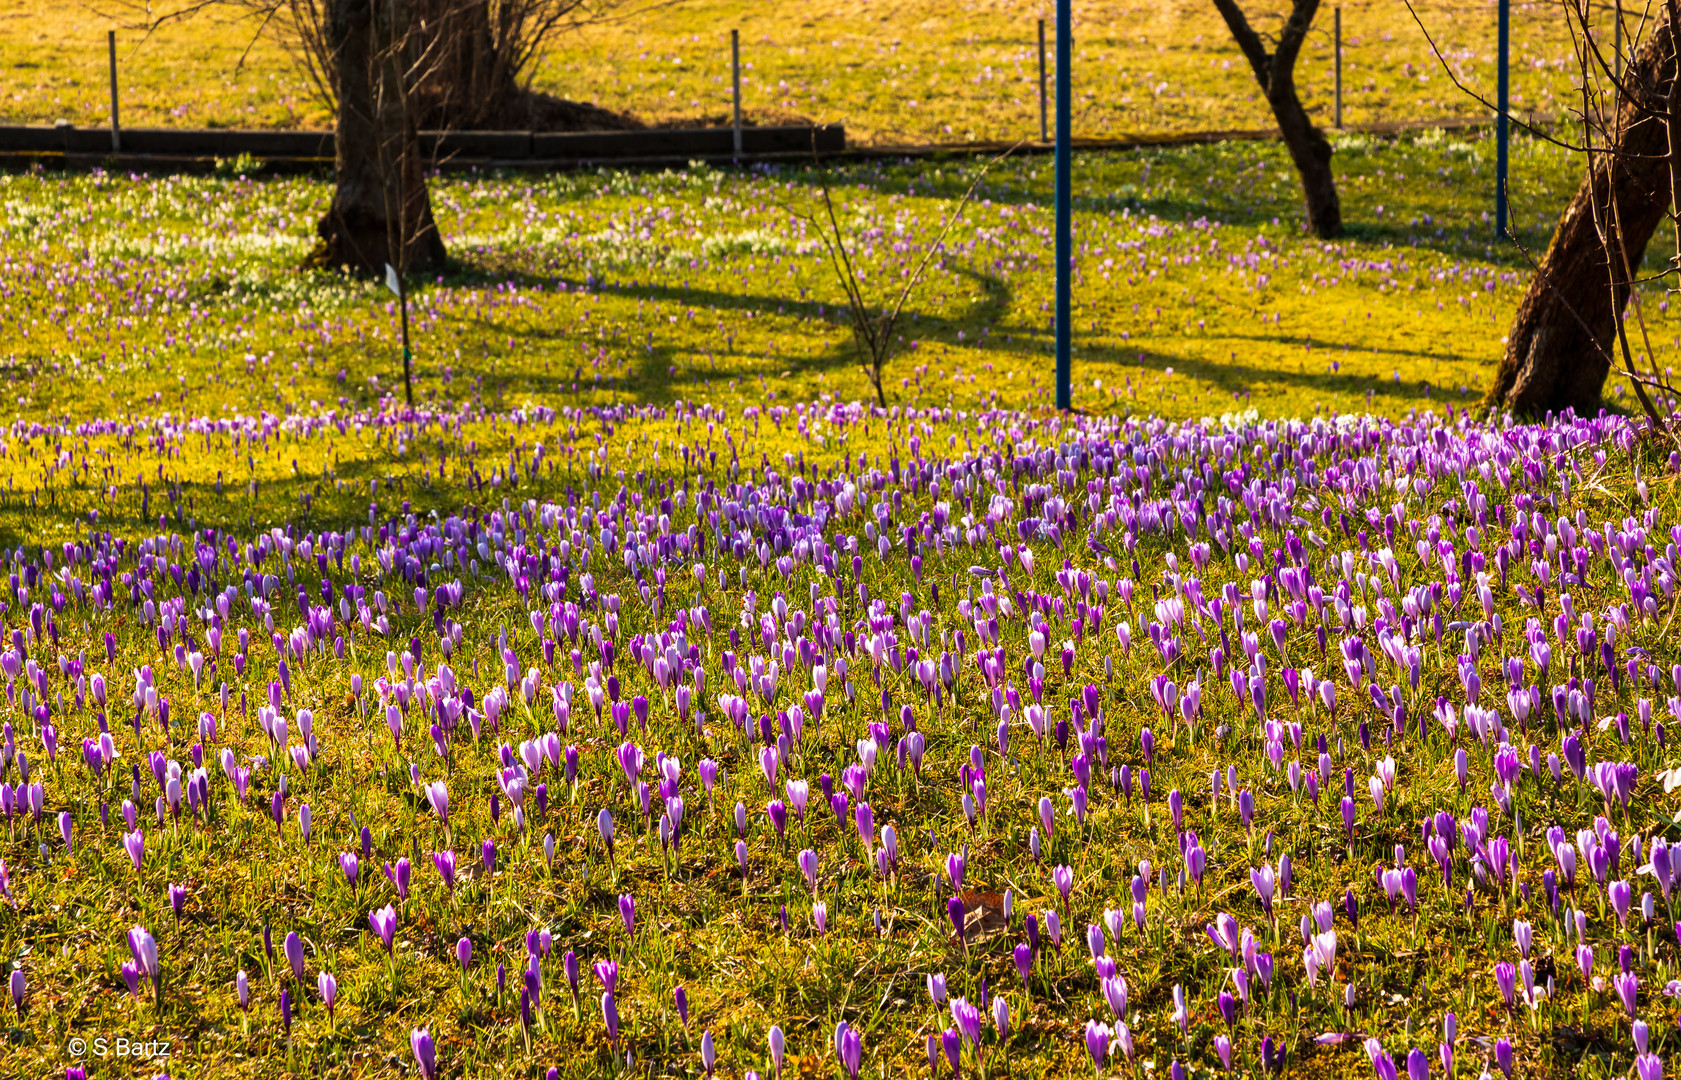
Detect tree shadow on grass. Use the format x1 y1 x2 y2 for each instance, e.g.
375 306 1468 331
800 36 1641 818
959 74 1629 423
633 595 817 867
1077 339 1474 411
754 142 1567 269
422 264 1015 404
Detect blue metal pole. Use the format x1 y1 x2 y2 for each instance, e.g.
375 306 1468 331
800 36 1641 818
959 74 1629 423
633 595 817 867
1495 0 1509 238
1055 0 1071 411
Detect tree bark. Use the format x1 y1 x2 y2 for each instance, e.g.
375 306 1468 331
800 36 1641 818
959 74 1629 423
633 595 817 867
408 0 520 129
311 0 447 274
1213 0 1342 238
1488 15 1677 417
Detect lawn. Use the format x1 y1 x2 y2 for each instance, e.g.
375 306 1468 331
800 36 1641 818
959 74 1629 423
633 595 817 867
3 0 1585 144
0 119 1678 1080
2 127 1666 455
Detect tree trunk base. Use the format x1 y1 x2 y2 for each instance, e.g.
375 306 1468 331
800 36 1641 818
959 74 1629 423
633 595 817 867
307 205 447 276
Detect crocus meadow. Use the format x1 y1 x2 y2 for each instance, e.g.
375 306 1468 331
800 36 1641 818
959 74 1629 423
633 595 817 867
0 393 1677 1079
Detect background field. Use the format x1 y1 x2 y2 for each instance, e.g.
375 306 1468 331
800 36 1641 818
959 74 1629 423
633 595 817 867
2 130 1647 460
4 0 1583 143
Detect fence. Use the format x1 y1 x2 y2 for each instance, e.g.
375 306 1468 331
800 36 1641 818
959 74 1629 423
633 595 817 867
2 7 1588 166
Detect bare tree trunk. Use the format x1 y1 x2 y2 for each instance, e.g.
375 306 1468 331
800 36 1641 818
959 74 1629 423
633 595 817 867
1488 14 1676 416
408 0 520 129
1272 74 1341 238
1214 0 1342 238
311 0 447 273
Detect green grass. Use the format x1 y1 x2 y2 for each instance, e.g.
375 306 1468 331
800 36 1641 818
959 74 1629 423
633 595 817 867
1 126 1672 463
4 0 1587 144
0 126 1678 1080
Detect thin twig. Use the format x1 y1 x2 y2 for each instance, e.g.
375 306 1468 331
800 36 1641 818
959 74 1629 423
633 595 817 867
1401 0 1606 157
796 138 1021 407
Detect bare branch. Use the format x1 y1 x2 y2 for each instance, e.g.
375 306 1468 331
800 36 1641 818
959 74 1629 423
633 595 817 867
796 142 1018 408
1402 0 1597 155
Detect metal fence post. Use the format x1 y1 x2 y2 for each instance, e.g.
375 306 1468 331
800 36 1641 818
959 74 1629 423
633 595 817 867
731 30 743 157
108 30 121 152
1496 0 1509 239
1055 2 1071 411
1334 8 1343 129
1038 19 1048 143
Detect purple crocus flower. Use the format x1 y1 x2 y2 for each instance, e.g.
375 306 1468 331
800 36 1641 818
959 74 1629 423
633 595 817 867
425 781 449 827
1086 922 1105 960
284 931 305 982
384 858 412 901
1053 864 1074 907
950 997 983 1046
432 850 456 893
1616 970 1639 1018
1102 974 1129 1018
369 905 397 953
834 1020 862 1080
1251 863 1275 917
1186 843 1206 890
594 959 618 995
123 829 144 873
947 897 967 941
1365 1041 1397 1080
603 991 620 1047
121 961 140 1000
318 971 337 1019
1610 880 1633 926
598 809 616 862
411 1028 437 1080
945 849 966 895
1084 1021 1112 1070
942 1029 962 1076
1494 961 1518 1008
128 925 159 992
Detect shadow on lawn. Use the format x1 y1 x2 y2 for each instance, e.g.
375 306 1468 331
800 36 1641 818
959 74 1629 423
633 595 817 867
1078 339 1470 410
0 443 594 544
425 263 1017 403
756 150 1566 269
